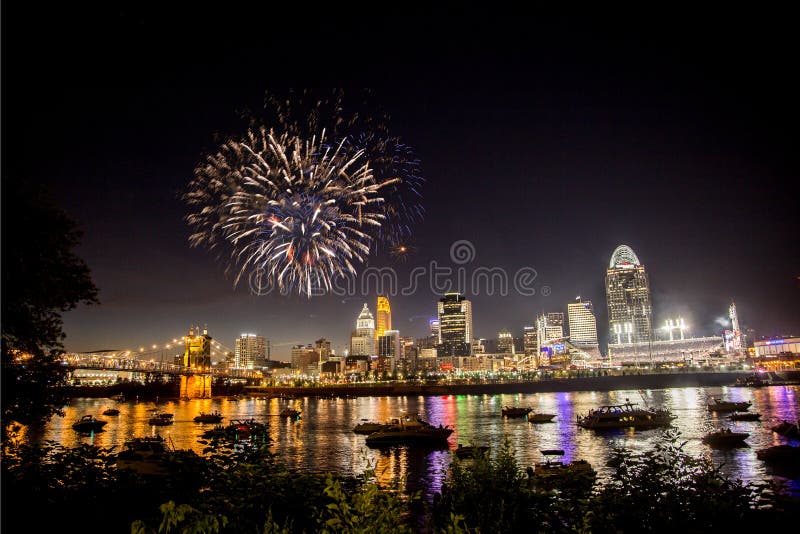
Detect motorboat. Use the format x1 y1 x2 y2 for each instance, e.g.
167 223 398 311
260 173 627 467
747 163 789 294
502 406 533 417
771 420 800 438
365 413 453 446
201 418 269 442
756 444 800 465
109 393 125 402
727 412 761 421
701 429 749 447
72 415 108 432
193 411 224 424
528 413 556 423
528 450 596 491
707 398 752 412
576 400 675 430
148 412 174 426
735 375 769 387
353 419 393 434
279 408 301 419
116 436 174 476
102 408 120 416
454 444 489 459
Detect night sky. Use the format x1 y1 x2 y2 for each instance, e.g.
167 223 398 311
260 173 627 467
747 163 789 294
4 7 798 359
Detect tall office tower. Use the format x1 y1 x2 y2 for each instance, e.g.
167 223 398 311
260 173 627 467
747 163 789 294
437 292 472 357
377 330 401 358
315 338 332 362
568 300 598 345
523 325 538 360
543 313 564 341
429 318 441 341
290 344 318 372
376 296 392 342
497 329 515 354
350 303 376 355
234 333 267 369
606 245 653 345
545 312 565 340
471 338 486 354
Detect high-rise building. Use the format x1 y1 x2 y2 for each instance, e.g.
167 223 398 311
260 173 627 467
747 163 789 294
523 326 538 361
437 292 472 357
378 330 401 358
497 329 515 354
568 300 598 345
234 333 267 369
606 245 653 346
351 303 376 355
430 319 441 341
376 296 392 342
315 338 332 362
545 312 564 341
291 344 318 372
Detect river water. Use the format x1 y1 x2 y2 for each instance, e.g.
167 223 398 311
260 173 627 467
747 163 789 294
21 385 800 499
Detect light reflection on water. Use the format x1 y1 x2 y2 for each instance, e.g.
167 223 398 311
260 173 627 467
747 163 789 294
22 385 800 499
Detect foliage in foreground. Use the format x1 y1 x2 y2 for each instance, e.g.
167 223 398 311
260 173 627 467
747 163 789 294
2 430 798 533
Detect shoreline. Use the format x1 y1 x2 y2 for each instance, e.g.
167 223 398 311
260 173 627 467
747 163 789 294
246 371 759 398
67 371 800 400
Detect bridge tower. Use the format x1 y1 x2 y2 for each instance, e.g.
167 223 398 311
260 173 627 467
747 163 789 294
180 326 212 398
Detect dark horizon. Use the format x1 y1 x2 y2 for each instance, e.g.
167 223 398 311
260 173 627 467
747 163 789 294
3 7 798 360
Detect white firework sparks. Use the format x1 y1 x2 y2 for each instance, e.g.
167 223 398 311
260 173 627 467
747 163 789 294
185 127 397 296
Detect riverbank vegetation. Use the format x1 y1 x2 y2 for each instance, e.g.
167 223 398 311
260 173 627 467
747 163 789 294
2 429 796 533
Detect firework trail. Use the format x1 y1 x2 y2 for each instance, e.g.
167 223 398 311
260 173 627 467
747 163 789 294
185 127 399 296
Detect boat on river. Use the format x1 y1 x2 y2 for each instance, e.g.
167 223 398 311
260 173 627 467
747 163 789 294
502 406 533 417
707 398 752 412
756 444 800 465
454 444 489 459
353 419 393 434
148 412 174 426
193 411 223 424
576 400 674 430
701 428 749 447
771 420 800 438
528 413 556 423
279 408 301 419
116 436 175 476
528 450 596 491
365 413 453 446
102 408 120 416
202 418 269 442
72 415 107 432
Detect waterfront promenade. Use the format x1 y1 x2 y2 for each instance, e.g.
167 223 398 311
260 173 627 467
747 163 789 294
246 370 759 398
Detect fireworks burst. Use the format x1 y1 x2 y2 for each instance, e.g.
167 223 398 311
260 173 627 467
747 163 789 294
185 127 399 296
264 89 424 245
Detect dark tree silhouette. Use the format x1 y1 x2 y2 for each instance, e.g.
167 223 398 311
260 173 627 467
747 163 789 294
1 179 99 432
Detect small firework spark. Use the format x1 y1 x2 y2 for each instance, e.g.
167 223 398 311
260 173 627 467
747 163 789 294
185 127 399 296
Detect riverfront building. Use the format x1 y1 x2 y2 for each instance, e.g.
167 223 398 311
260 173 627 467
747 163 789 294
606 245 653 346
437 292 473 357
234 333 266 369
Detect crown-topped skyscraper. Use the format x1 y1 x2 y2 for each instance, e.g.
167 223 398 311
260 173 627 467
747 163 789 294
605 245 653 346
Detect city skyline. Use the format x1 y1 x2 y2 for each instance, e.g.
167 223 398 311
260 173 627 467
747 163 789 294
4 8 798 359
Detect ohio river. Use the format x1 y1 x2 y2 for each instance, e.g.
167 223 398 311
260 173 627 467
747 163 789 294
22 385 800 499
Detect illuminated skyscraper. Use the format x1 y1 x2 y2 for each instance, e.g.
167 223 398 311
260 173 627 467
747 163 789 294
350 303 376 355
523 325 539 361
606 245 653 346
376 296 392 342
437 292 472 357
430 319 441 341
497 329 515 354
568 300 598 345
234 333 267 369
545 312 564 341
